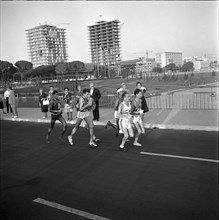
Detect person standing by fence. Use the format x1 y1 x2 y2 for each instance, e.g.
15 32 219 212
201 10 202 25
73 85 83 111
39 88 48 119
89 82 101 121
4 87 12 114
121 82 131 95
136 82 149 122
8 87 18 118
48 85 54 101
0 93 6 116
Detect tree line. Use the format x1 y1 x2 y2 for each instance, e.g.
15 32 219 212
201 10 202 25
1 59 215 84
0 60 118 84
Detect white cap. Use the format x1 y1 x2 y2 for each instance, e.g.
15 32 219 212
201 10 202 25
117 88 124 93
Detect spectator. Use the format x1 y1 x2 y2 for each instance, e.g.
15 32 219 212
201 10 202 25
8 86 18 118
0 93 6 115
121 82 131 95
48 85 54 101
89 82 101 121
76 85 83 98
63 87 73 121
136 82 149 122
39 88 48 119
4 86 12 113
74 85 83 110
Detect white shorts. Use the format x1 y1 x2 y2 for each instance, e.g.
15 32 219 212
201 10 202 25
133 115 142 124
77 111 90 119
119 117 132 130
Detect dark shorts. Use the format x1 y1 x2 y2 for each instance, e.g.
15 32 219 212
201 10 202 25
51 112 62 121
41 105 48 113
141 98 149 113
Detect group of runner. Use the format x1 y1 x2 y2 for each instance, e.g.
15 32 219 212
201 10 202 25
46 81 149 151
46 85 99 148
106 81 149 150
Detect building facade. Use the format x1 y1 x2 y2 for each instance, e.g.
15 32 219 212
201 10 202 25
193 60 210 71
87 20 121 76
156 52 183 68
135 57 156 73
26 24 68 67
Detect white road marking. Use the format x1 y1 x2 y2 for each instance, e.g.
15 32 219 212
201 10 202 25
33 198 111 220
140 152 219 163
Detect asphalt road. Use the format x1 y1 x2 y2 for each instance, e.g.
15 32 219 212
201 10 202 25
0 121 218 220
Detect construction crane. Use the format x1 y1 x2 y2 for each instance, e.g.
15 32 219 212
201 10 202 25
119 22 125 29
146 50 152 59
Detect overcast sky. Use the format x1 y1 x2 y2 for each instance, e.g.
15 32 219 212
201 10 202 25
0 1 218 64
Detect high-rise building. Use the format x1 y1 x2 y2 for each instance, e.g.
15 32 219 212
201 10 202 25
87 20 122 76
26 24 68 67
156 52 182 68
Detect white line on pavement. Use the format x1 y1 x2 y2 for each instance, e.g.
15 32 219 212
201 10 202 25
140 152 219 163
33 198 111 220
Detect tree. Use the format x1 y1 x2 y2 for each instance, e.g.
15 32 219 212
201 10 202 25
165 63 176 71
181 61 194 72
0 60 17 82
26 65 56 80
152 66 163 73
67 61 85 89
55 62 68 75
121 67 129 79
15 60 33 82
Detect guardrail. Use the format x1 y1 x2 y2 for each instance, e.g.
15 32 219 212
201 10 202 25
15 92 218 110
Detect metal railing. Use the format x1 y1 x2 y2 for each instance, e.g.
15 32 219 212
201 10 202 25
15 92 218 110
99 93 218 110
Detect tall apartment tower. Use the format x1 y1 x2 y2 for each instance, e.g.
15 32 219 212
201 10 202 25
26 24 68 67
87 20 121 76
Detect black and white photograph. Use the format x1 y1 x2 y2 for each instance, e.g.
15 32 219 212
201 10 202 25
0 1 218 220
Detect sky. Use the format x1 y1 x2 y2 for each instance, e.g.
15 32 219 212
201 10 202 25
0 1 218 65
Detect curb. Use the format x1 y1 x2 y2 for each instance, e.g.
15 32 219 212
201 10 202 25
1 117 218 132
144 123 218 132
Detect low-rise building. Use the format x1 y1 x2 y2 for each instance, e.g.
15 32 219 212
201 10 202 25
135 57 156 73
156 52 183 68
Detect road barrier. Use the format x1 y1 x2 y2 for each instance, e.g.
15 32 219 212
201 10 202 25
16 92 218 110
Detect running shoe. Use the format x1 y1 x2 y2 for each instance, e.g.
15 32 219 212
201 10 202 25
119 145 126 151
133 142 142 147
89 142 97 148
93 137 100 142
68 136 73 145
